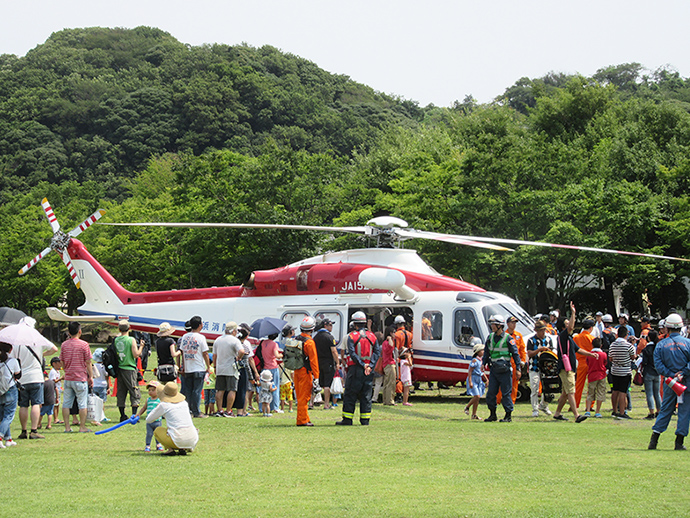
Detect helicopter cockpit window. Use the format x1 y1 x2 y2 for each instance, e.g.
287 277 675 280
421 311 442 341
481 303 534 337
453 309 481 347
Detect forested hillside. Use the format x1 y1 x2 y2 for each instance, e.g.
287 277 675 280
2 27 690 319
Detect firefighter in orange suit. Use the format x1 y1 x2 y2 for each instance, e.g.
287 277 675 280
294 316 319 427
497 316 527 404
573 318 596 409
336 311 380 426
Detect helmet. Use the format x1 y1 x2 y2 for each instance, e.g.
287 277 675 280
394 315 406 325
549 310 559 318
619 313 629 321
602 314 613 323
352 311 367 324
665 313 683 329
658 319 666 328
488 314 505 327
300 316 316 331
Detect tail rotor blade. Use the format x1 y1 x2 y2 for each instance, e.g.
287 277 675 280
19 246 53 275
41 198 61 233
60 252 81 290
69 209 106 238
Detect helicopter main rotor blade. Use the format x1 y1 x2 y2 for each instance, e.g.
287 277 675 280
398 229 690 262
69 209 106 239
100 222 369 234
394 229 514 251
18 246 53 275
41 198 61 233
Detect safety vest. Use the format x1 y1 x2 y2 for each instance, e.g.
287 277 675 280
347 329 376 368
489 333 511 360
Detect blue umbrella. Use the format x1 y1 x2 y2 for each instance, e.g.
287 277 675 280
249 317 288 339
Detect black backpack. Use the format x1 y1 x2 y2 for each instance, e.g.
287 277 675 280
254 340 265 372
102 341 119 377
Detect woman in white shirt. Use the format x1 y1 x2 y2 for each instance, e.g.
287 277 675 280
146 381 199 456
0 342 22 448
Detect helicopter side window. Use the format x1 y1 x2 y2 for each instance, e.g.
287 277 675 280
314 311 343 344
421 311 442 341
296 268 310 291
453 309 480 347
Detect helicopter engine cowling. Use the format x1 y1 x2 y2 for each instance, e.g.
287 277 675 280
358 267 418 301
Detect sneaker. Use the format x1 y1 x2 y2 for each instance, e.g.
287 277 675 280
224 412 236 418
265 413 273 417
275 409 284 414
0 442 5 449
5 440 17 447
144 446 151 452
619 413 632 420
540 407 552 416
583 411 591 417
532 410 539 417
17 431 27 440
29 432 45 440
213 412 224 417
644 414 656 420
157 445 164 451
553 415 568 421
594 413 602 418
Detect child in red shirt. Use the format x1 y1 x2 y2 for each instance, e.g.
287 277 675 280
585 338 608 418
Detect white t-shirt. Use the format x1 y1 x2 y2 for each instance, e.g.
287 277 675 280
49 367 62 391
146 400 198 450
213 334 243 377
1 358 21 390
178 332 209 373
11 343 54 384
93 363 108 388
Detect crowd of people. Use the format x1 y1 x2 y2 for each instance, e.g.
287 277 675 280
2 305 689 453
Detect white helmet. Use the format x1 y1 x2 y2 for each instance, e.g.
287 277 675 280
352 311 367 324
602 314 613 323
394 315 406 325
665 313 683 329
488 314 505 327
658 319 666 328
300 316 316 331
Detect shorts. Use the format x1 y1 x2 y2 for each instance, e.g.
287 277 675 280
19 382 44 407
204 388 216 404
215 375 238 392
280 383 293 401
559 370 576 395
587 378 607 401
611 374 631 393
319 366 335 390
63 380 89 410
40 404 55 416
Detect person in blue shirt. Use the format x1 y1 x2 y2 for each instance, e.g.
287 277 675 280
648 313 690 451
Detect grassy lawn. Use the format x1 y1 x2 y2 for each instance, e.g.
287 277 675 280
2 381 687 517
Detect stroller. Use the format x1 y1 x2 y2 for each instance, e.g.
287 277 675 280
538 350 561 395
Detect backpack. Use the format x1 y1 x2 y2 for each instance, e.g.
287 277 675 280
102 341 119 377
254 341 265 372
283 337 306 371
0 361 12 397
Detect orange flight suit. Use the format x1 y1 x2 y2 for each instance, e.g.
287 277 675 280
294 332 319 426
636 325 651 355
394 327 412 352
573 330 594 408
498 330 527 403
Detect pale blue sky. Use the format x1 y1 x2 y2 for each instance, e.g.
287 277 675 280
2 1 689 106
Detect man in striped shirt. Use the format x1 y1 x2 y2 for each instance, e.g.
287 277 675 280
60 321 93 433
608 326 636 419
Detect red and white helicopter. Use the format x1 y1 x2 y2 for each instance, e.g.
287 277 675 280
19 198 689 386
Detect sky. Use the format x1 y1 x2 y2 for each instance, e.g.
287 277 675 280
2 0 689 107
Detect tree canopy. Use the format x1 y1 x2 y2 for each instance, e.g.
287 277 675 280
3 28 690 320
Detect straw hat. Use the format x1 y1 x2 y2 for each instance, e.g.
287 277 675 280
472 343 484 355
157 322 174 337
157 382 185 403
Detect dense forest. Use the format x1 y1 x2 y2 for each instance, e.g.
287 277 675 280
3 26 690 320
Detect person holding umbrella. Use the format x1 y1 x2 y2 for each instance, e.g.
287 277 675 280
0 317 57 440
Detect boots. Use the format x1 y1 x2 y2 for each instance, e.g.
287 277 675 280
360 419 370 426
485 410 498 422
648 432 660 450
500 412 512 423
131 406 138 418
119 407 127 422
335 418 353 426
675 434 686 451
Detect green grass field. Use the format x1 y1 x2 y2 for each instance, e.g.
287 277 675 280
2 381 688 517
